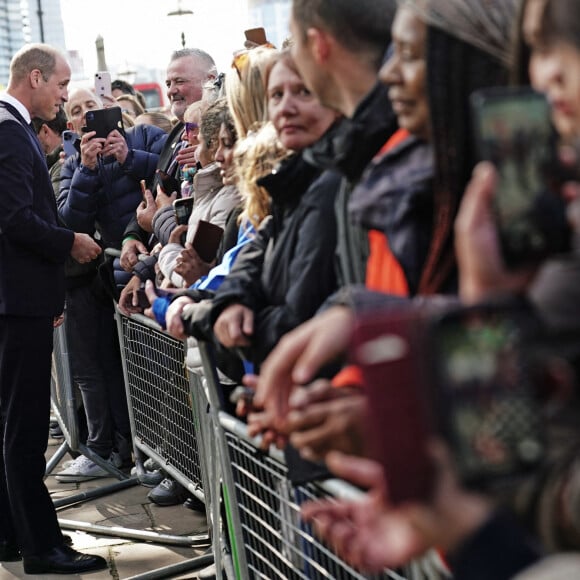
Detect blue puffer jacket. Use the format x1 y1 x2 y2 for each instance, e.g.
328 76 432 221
58 124 167 248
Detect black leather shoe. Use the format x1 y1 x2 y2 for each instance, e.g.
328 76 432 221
23 544 107 575
0 541 21 562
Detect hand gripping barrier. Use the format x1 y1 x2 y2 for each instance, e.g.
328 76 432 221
196 340 449 580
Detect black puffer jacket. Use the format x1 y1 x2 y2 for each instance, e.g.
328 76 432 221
188 153 341 368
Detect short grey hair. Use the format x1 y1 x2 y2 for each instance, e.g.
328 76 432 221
10 43 61 83
170 48 217 78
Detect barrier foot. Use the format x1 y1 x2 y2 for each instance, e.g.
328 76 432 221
53 477 139 508
58 518 210 547
124 553 214 580
45 441 70 476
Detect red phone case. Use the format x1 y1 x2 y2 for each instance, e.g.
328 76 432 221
351 307 435 505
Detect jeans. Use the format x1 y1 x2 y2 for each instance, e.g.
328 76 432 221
65 278 130 458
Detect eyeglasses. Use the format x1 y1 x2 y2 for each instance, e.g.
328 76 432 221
185 122 199 136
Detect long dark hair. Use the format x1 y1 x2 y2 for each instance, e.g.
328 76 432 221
418 26 510 294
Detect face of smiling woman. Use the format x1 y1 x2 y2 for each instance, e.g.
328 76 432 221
379 6 431 141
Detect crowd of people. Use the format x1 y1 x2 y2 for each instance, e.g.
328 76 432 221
3 0 580 576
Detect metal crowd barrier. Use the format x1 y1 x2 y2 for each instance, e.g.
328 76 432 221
113 311 448 579
115 311 212 578
197 342 448 580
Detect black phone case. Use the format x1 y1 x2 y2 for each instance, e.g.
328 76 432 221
84 106 125 139
470 86 570 268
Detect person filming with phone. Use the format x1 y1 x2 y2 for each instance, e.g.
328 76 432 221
52 86 167 483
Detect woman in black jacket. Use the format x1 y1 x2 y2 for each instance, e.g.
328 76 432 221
188 49 340 371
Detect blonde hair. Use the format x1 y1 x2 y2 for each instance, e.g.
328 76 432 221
235 122 292 230
225 45 277 138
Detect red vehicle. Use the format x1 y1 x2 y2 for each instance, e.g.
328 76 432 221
134 82 166 110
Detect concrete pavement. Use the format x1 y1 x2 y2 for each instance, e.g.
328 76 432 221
0 434 211 580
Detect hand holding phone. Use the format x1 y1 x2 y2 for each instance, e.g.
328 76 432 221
191 220 224 263
173 197 195 226
157 169 181 195
471 86 571 268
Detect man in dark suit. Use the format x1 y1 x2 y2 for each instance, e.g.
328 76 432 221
0 43 107 575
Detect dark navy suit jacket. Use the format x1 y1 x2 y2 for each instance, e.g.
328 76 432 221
0 101 74 316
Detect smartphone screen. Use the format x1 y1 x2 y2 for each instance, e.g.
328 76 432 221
173 197 195 226
471 87 570 268
431 308 544 487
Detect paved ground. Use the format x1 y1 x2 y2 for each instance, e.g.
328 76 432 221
0 434 212 580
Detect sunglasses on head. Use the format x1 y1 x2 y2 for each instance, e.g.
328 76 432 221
232 44 276 79
185 122 199 136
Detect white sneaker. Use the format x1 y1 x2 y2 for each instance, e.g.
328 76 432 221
55 455 110 482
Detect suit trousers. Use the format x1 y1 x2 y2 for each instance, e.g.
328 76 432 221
0 315 63 556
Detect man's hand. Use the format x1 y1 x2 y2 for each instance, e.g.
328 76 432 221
104 129 128 165
120 238 148 272
213 304 254 348
254 306 355 425
118 275 143 316
70 233 101 264
136 189 158 233
174 245 212 287
79 131 105 170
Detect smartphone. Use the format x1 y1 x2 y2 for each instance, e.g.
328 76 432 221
351 306 436 505
244 27 268 46
140 179 147 201
173 197 195 226
191 220 224 263
94 71 112 99
62 130 79 158
84 106 124 139
428 304 545 489
471 86 570 268
157 169 181 194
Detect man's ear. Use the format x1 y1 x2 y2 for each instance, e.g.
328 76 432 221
306 27 332 64
66 120 74 131
29 69 42 88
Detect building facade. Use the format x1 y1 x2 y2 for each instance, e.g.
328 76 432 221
247 0 291 49
0 0 66 87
